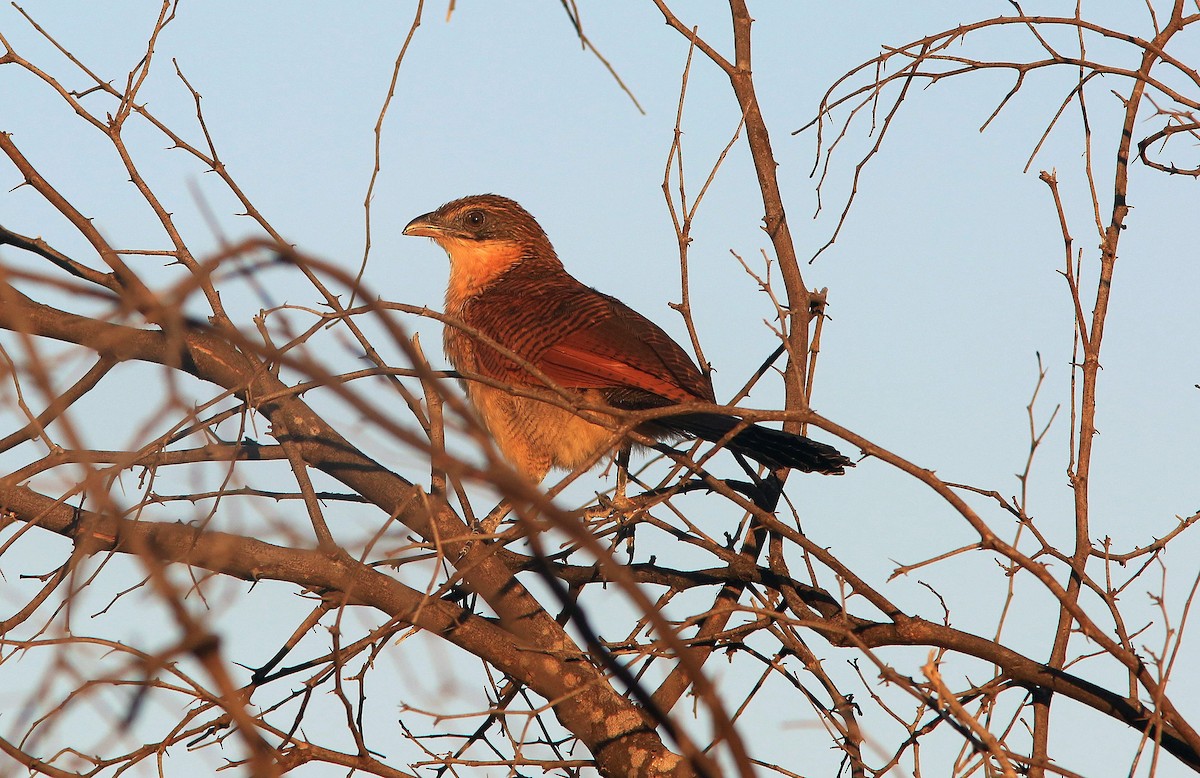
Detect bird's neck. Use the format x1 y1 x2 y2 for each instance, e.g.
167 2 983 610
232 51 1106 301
440 238 522 312
443 239 560 312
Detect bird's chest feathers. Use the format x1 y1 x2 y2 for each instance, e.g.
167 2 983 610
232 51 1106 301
441 238 525 313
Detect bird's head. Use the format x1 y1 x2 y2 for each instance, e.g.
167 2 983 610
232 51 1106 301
404 195 550 246
404 194 559 305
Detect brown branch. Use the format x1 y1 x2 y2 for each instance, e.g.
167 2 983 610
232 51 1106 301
0 273 712 777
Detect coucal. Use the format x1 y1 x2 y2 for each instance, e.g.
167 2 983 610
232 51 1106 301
403 194 852 482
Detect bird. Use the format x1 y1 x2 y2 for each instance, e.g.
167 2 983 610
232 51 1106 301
403 194 853 482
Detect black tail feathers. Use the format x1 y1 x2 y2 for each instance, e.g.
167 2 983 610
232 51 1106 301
657 413 853 475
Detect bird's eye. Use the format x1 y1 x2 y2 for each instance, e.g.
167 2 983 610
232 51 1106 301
463 210 486 229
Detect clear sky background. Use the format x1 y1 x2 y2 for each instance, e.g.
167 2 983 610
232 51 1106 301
0 2 1197 776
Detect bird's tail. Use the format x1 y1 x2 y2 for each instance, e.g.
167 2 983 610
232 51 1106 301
655 413 853 475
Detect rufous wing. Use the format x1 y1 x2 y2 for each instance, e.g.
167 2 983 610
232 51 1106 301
537 309 714 404
462 261 714 405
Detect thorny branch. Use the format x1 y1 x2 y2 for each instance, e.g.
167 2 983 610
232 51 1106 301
0 3 1197 778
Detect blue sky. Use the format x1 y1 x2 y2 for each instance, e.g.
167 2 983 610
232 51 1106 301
1 2 1197 776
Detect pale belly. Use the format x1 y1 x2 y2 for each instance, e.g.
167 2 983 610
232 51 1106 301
466 383 617 481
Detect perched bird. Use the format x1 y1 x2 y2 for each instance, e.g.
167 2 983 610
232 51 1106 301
403 194 852 482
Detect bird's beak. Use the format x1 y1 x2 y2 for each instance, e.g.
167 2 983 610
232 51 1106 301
402 212 445 239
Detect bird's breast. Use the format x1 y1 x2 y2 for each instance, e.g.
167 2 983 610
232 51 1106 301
441 238 526 314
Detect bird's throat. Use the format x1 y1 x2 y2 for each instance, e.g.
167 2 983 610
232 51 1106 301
440 238 526 310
